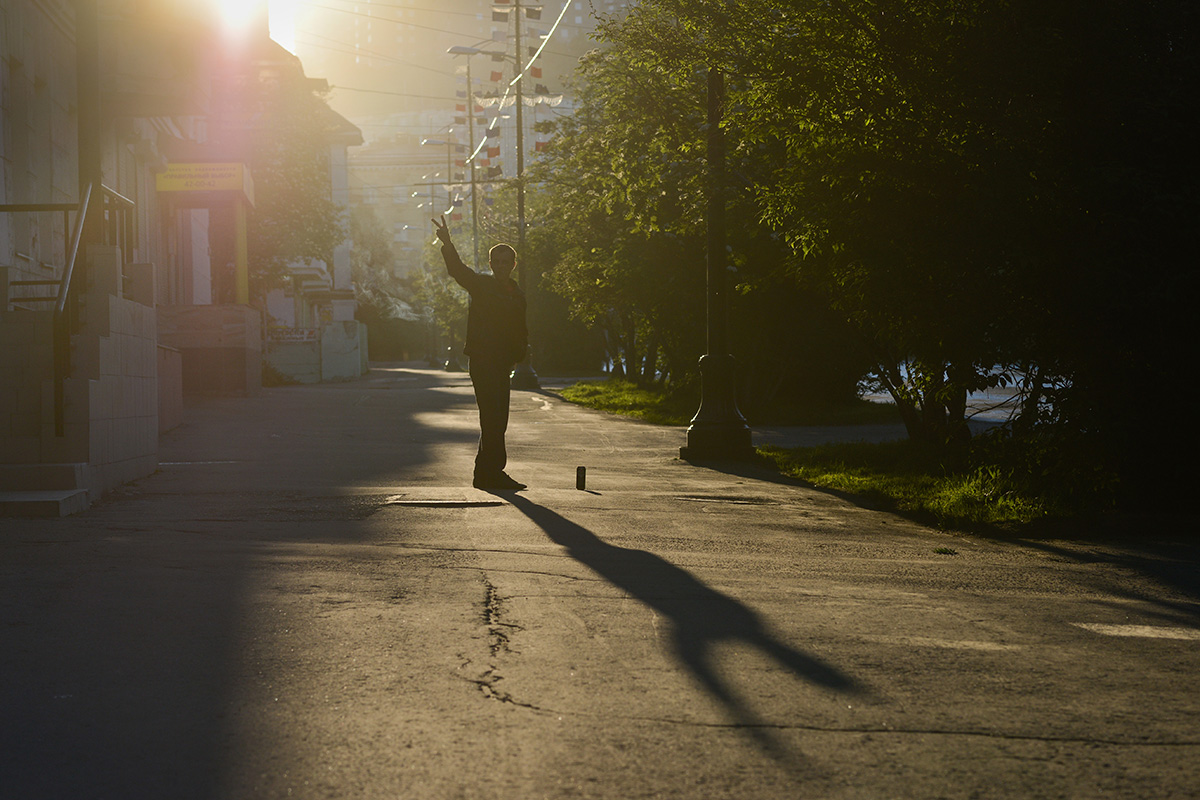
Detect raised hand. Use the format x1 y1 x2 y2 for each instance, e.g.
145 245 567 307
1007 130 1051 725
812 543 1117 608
432 214 452 244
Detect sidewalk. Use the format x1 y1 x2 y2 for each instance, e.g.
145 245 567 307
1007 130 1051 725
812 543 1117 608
2 363 1197 799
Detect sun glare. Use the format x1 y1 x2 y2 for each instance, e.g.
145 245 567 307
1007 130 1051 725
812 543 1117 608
213 0 263 36
207 0 297 52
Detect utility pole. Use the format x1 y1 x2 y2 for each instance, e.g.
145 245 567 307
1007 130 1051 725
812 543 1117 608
465 58 480 270
509 0 540 389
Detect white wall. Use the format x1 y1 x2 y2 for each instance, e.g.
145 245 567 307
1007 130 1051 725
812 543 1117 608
188 209 212 304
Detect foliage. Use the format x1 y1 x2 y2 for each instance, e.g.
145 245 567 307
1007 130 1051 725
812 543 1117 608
350 206 416 322
760 439 1058 531
529 35 869 402
557 377 898 426
349 207 429 360
408 268 468 351
527 48 708 387
246 77 346 298
568 0 1198 506
457 180 609 375
557 379 697 426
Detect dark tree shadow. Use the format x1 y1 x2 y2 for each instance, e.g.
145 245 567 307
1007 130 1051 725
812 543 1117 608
501 493 862 764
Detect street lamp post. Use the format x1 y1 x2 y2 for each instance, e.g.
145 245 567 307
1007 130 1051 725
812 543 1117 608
680 66 753 461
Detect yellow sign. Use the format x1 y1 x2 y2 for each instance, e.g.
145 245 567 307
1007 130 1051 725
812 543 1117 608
156 162 254 205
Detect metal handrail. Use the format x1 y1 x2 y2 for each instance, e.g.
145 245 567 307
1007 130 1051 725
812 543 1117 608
55 183 93 317
101 185 134 208
101 186 135 269
52 182 94 436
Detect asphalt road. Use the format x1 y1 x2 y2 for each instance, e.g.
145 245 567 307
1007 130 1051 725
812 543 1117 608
2 363 1198 799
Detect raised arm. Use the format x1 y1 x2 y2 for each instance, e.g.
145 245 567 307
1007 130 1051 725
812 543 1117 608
432 214 476 289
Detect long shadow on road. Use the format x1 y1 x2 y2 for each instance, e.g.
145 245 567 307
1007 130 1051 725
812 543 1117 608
0 365 478 799
503 493 862 764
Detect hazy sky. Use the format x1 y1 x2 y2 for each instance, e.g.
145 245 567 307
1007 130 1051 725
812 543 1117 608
268 0 298 52
212 0 300 52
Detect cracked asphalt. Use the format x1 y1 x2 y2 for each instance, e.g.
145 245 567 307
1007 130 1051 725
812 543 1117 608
2 363 1198 799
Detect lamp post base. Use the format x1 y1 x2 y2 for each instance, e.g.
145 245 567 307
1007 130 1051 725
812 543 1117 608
510 360 540 390
679 354 754 461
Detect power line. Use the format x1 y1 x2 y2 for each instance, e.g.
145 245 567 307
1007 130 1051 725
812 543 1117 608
296 1 580 60
299 0 494 20
328 84 453 102
302 2 492 40
296 32 452 77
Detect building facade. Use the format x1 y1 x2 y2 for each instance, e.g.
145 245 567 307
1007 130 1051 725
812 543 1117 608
2 1 365 515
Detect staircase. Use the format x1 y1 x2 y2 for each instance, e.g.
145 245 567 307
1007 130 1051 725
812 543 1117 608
0 293 91 517
0 463 90 518
2 185 156 519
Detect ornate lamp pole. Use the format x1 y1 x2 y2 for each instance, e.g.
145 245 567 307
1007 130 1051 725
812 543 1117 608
680 67 753 461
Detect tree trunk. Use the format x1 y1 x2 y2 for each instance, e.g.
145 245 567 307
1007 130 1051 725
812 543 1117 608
623 316 638 385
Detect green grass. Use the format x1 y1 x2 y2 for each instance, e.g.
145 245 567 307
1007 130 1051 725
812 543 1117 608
556 377 1056 532
555 377 901 427
556 379 696 426
758 440 1051 530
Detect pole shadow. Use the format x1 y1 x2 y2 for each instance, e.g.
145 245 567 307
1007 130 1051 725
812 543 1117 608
501 493 862 763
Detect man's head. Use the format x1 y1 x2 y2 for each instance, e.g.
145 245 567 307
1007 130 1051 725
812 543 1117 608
489 243 517 280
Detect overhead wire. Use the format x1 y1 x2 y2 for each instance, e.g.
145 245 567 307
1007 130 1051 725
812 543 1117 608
467 0 572 162
294 1 579 60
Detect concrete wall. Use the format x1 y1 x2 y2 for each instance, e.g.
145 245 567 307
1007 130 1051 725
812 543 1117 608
1 247 159 499
263 320 368 384
0 304 56 465
320 320 365 381
158 304 262 396
264 338 321 384
360 324 369 375
77 295 159 499
0 1 79 272
157 345 182 433
70 246 159 499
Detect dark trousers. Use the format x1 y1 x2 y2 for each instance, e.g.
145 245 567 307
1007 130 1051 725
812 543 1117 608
469 361 511 477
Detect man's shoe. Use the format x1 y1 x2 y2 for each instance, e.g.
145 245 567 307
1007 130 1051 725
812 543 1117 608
493 472 527 490
473 471 526 491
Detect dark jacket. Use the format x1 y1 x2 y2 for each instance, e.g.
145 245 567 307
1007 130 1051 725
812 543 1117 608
441 242 528 366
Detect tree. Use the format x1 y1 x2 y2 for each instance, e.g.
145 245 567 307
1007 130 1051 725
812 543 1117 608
349 207 429 360
349 206 412 319
594 0 1198 484
408 238 469 364
530 25 869 408
246 76 346 299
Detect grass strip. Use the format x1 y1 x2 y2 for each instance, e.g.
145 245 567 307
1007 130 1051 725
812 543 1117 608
758 441 1050 530
555 378 900 426
556 379 694 426
556 378 1049 531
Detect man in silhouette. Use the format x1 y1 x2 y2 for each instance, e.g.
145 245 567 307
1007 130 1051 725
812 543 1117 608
433 215 528 490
